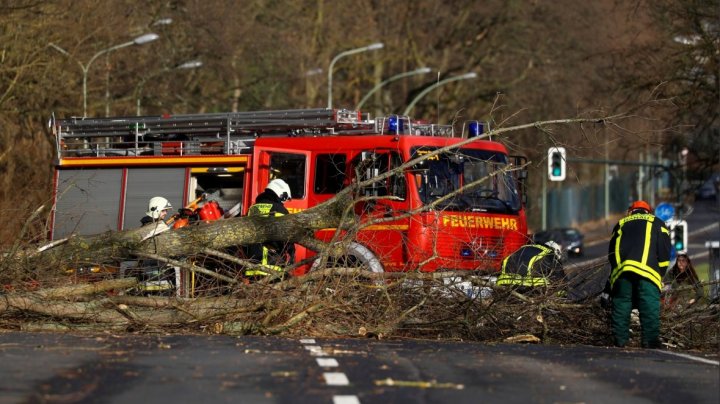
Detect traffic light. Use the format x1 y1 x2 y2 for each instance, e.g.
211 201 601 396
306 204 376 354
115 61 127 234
547 147 566 181
672 220 688 254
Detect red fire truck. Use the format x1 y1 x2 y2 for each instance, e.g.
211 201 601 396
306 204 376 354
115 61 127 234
49 108 529 281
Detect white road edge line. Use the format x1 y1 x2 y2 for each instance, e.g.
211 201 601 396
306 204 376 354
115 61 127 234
657 350 720 366
300 338 316 344
324 372 350 386
333 395 361 404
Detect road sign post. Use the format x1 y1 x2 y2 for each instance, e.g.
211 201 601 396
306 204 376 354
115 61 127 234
655 202 675 223
707 241 719 303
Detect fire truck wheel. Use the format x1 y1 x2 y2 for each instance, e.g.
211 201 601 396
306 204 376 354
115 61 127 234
310 242 384 273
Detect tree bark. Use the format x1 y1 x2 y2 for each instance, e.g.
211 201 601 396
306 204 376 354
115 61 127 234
32 191 356 268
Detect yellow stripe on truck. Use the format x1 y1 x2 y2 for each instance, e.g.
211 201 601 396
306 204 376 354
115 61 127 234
59 155 249 167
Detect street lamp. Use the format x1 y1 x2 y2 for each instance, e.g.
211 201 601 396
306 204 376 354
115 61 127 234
356 67 431 110
327 42 384 109
135 60 203 115
48 33 160 117
402 72 477 116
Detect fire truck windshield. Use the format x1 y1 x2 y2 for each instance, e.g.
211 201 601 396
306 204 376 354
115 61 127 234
411 147 521 213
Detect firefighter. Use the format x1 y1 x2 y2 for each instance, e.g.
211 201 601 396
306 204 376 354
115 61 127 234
245 179 295 280
497 240 565 291
137 196 175 293
608 200 671 349
138 196 174 240
141 196 173 226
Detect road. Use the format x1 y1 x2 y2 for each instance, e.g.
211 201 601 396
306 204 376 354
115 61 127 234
1 203 717 403
0 332 718 404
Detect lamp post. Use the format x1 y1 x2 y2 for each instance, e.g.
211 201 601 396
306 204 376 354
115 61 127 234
135 60 203 115
48 33 159 117
356 67 431 110
327 42 384 109
402 72 477 116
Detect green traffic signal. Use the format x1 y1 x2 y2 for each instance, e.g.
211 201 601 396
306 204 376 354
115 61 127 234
547 147 566 181
673 225 685 251
550 152 564 179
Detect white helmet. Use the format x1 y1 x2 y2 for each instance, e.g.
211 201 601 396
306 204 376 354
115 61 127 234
544 240 562 258
146 196 173 219
266 179 292 202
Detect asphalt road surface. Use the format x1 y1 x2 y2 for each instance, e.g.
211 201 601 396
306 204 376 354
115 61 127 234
0 332 717 403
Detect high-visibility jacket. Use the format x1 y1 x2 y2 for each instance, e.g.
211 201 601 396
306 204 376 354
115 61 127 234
498 244 564 287
608 212 671 290
245 190 294 277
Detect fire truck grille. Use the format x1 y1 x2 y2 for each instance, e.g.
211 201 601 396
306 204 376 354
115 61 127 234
427 231 506 263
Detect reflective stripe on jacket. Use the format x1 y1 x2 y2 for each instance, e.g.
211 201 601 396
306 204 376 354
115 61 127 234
608 213 671 290
497 244 561 287
245 190 290 276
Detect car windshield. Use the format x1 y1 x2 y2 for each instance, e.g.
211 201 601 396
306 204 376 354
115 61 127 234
562 229 581 239
411 147 521 213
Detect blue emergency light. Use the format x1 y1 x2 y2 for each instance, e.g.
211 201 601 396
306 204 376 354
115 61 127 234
468 121 490 138
388 115 403 134
469 121 482 137
460 247 473 258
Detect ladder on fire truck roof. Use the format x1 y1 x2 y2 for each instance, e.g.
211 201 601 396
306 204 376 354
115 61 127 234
51 108 456 159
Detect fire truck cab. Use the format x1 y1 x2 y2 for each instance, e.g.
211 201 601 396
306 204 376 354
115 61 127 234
50 108 528 279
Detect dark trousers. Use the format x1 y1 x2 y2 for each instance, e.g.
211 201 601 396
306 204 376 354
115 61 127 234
611 272 661 348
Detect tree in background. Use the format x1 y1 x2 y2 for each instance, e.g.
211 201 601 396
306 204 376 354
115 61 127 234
0 0 714 244
613 0 719 182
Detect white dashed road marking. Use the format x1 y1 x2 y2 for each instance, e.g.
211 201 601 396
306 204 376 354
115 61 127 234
301 338 361 403
304 345 330 356
333 395 361 404
316 357 339 367
324 372 350 386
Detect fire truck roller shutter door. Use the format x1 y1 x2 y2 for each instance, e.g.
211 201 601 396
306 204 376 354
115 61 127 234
310 242 384 273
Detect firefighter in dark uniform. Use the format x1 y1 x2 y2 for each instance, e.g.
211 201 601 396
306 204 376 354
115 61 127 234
608 200 671 348
498 240 565 290
245 179 295 279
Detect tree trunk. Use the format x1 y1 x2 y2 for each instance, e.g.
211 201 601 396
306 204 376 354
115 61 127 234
32 191 356 268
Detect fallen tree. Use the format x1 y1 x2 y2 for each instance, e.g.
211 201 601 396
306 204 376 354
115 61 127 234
1 114 717 352
0 268 716 351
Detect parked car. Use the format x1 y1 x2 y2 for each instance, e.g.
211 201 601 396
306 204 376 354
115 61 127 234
533 227 585 257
